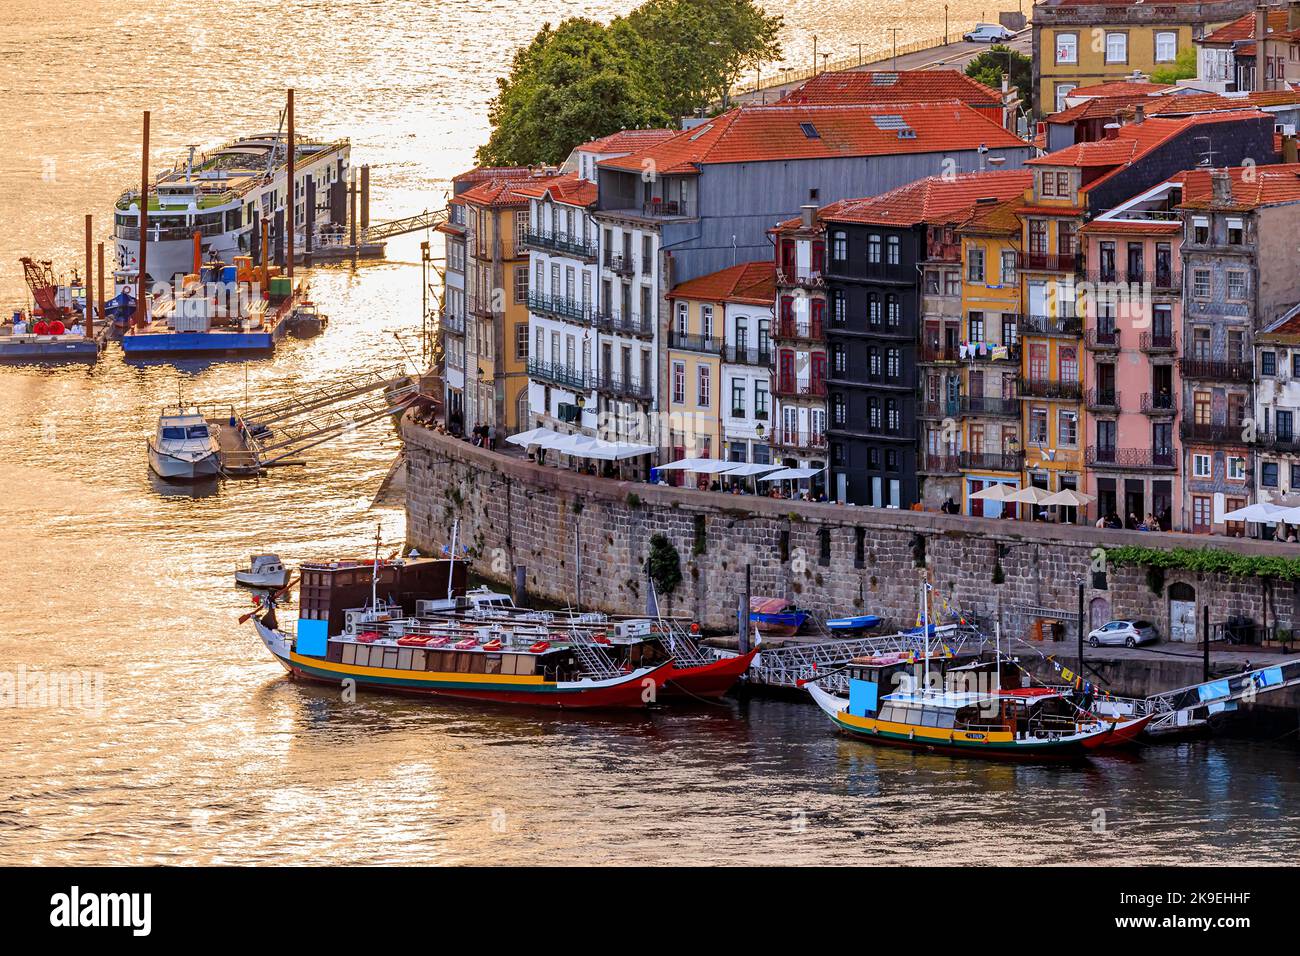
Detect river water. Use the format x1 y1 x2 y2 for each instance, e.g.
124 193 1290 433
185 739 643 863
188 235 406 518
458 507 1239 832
2 0 1298 866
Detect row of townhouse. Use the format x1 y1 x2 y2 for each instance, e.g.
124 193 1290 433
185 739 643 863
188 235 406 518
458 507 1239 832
438 85 1032 465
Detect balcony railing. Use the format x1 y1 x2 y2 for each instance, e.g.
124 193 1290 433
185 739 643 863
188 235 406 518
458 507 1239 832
669 331 721 354
920 398 961 419
776 317 824 341
467 297 494 318
774 378 828 398
776 269 824 290
918 452 961 474
1084 328 1121 350
523 230 598 260
961 396 1020 418
920 342 959 362
775 428 827 450
1086 446 1176 469
723 343 772 366
1022 314 1083 337
605 253 634 276
527 359 590 392
1140 331 1177 353
1180 420 1250 444
527 291 591 323
641 198 693 218
1019 251 1080 273
440 311 465 334
1140 392 1176 415
1178 355 1253 381
596 371 652 402
594 309 653 338
1258 429 1300 452
1085 388 1121 412
960 451 1024 472
966 342 1022 362
1019 377 1083 400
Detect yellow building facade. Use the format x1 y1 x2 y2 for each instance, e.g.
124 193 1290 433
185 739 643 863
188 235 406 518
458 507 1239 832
664 290 725 466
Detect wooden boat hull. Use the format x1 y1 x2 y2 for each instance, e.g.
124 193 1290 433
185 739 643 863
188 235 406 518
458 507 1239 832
1082 712 1154 749
750 611 806 637
662 649 757 698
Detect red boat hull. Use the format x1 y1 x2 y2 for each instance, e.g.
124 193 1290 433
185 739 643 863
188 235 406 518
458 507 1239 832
662 649 758 698
282 657 671 710
1082 712 1154 749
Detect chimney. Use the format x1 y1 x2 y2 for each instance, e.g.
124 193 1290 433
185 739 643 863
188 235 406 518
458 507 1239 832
1104 120 1120 140
1286 134 1298 163
1135 104 1146 124
1211 168 1233 203
1257 4 1269 92
800 203 817 229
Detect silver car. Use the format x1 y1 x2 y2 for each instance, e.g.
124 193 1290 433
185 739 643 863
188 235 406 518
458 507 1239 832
1088 619 1158 648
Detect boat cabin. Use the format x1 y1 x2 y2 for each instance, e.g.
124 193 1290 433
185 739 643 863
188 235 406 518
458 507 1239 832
298 557 467 637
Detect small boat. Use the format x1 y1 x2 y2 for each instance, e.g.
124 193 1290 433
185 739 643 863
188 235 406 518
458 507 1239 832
235 554 290 589
661 648 758 699
749 596 807 637
826 614 882 634
148 408 220 480
285 301 326 337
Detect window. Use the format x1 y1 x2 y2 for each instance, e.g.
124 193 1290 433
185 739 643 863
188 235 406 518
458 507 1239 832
1263 461 1280 488
886 347 901 379
832 343 846 374
868 235 882 264
886 235 900 265
831 231 847 263
515 210 528 248
676 301 688 336
1227 218 1244 245
1193 453 1211 479
731 379 746 416
1263 351 1277 376
1192 269 1211 299
755 382 769 419
1055 32 1078 64
1292 462 1300 488
1054 83 1076 113
1155 31 1176 63
1030 407 1048 444
1193 217 1209 244
831 289 846 325
1228 456 1246 481
1105 32 1127 65
945 271 961 297
697 365 711 407
969 313 986 342
886 294 900 327
968 248 985 282
672 361 685 404
1041 171 1057 198
1058 409 1077 447
515 323 528 360
1001 251 1017 284
832 393 846 427
1227 270 1247 300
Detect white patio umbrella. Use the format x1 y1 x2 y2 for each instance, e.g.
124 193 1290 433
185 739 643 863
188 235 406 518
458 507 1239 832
1006 485 1056 505
1041 488 1096 524
505 426 561 448
719 462 782 494
969 483 1015 500
654 457 713 471
1222 502 1293 523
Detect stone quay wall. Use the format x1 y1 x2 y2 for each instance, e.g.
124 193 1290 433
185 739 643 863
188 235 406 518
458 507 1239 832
403 419 1300 642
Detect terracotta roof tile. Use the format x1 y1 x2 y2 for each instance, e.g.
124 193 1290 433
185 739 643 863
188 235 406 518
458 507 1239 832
778 69 1000 108
511 172 597 207
669 261 776 305
1203 10 1300 45
1068 80 1174 98
459 173 564 208
576 129 679 153
1027 112 1270 173
599 103 1026 174
813 170 1032 227
1180 162 1300 210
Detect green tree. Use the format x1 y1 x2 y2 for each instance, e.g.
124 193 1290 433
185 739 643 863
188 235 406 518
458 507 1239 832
1151 47 1197 85
477 19 669 166
965 45 1030 115
624 0 784 119
646 533 683 596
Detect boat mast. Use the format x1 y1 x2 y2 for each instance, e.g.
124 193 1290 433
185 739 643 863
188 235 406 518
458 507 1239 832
446 518 459 600
371 522 381 612
921 576 930 696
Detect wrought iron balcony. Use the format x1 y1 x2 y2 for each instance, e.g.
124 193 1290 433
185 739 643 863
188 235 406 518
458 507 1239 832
961 395 1021 418
774 378 828 398
594 309 653 338
528 359 590 392
959 451 1024 472
1140 392 1177 416
440 311 465 334
1257 429 1300 452
1178 355 1253 381
1085 446 1176 469
776 269 824 290
722 343 772 366
1085 388 1121 412
919 398 961 419
1022 314 1083 337
1139 331 1177 353
1084 328 1121 351
918 452 961 474
669 331 722 354
920 342 959 362
774 428 827 451
1019 251 1080 273
604 253 634 276
527 291 591 323
595 371 652 402
775 317 824 341
1019 377 1082 400
523 230 598 260
1180 420 1250 444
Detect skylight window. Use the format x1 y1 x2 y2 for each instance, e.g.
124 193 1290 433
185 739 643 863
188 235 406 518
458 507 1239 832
800 122 821 139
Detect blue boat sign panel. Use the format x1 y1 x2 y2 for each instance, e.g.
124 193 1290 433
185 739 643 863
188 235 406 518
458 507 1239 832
296 618 329 657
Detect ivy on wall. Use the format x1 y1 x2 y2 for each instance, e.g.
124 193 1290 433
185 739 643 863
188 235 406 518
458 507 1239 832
1105 545 1300 581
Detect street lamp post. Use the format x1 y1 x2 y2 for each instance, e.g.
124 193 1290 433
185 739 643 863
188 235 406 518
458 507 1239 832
889 28 901 70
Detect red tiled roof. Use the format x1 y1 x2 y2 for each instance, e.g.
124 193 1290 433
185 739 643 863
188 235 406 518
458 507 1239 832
1028 112 1271 173
576 129 679 153
813 170 1033 227
1080 218 1182 235
599 103 1026 174
1180 163 1300 210
1048 94 1165 124
668 260 776 305
1068 80 1174 98
1203 10 1300 45
959 195 1024 234
778 69 1000 108
511 172 597 207
459 173 564 208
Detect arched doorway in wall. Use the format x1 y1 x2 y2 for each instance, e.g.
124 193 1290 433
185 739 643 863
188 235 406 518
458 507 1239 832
1168 582 1196 642
1089 596 1111 631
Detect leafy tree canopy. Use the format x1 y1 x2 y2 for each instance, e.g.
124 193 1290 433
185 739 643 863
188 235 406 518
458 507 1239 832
965 45 1030 114
477 0 783 166
1150 47 1197 85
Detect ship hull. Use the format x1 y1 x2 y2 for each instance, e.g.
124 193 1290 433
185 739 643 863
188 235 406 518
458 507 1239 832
661 649 757 698
148 441 220 480
0 336 98 363
122 327 281 356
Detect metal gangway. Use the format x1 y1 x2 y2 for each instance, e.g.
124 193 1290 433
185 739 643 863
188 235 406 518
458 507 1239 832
218 366 422 475
362 209 448 244
1137 656 1300 733
754 624 988 694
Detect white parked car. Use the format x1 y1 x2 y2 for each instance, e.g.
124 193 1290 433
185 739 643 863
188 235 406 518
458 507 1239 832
1088 620 1159 648
964 24 1013 43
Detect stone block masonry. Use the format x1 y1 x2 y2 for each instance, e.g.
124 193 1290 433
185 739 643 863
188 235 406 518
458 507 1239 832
404 418 1300 639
